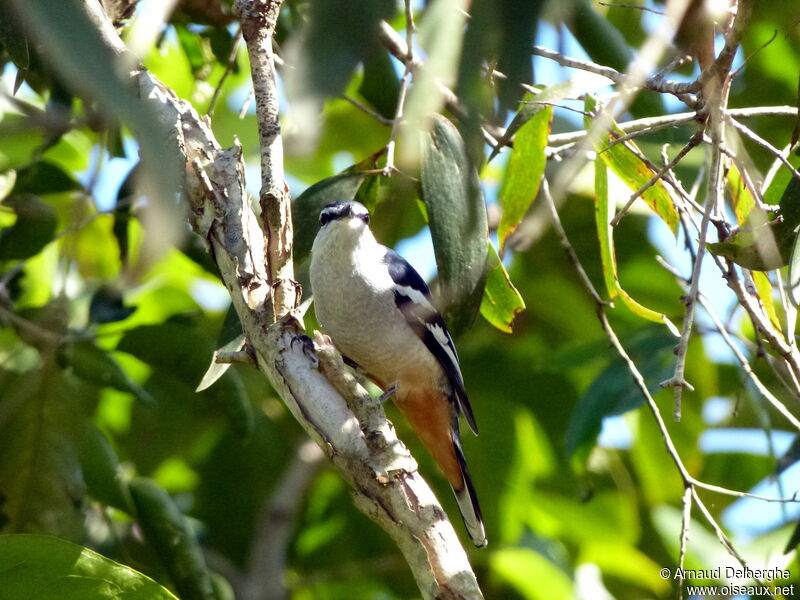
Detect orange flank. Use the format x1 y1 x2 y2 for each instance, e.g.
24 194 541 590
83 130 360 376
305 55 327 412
395 387 462 490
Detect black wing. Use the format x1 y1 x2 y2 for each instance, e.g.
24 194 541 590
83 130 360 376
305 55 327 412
382 248 478 435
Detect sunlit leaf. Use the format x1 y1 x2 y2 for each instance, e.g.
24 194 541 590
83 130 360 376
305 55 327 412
594 162 679 334
497 103 552 252
712 154 800 272
584 95 679 234
197 303 245 393
479 243 525 333
489 547 573 600
726 160 755 225
421 114 488 336
0 534 178 600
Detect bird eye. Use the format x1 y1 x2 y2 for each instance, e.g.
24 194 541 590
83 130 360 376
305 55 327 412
358 212 370 225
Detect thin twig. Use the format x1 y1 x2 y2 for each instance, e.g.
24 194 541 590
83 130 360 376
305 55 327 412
383 0 414 176
341 95 392 125
610 130 703 227
677 486 692 600
207 26 242 117
531 45 701 96
547 106 798 148
657 255 800 431
691 490 774 599
728 116 800 182
661 76 729 420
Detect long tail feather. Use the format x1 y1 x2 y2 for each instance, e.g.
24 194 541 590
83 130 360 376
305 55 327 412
452 431 487 547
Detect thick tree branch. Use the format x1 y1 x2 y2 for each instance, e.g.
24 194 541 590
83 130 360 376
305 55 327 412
235 0 298 319
78 4 482 598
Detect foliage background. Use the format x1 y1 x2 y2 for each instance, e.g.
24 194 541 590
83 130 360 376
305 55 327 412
1 0 800 598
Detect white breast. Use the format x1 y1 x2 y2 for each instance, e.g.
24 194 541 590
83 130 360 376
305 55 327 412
310 222 443 390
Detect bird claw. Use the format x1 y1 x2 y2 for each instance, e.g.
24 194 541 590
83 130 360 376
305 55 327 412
377 384 397 403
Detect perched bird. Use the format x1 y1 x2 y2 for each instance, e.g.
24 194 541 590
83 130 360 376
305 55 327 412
310 200 486 547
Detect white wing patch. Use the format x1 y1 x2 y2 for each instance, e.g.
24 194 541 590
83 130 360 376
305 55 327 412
395 284 437 312
426 322 459 376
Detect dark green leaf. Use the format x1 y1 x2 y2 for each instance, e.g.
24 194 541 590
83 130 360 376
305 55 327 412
117 318 215 383
0 11 29 71
568 0 664 118
421 115 488 336
59 340 154 405
0 534 178 600
292 172 366 264
89 286 136 324
565 330 675 462
176 24 210 78
0 368 85 539
495 0 542 111
358 44 400 120
129 477 218 600
479 243 525 333
12 160 81 195
0 194 58 260
285 0 395 109
77 423 134 512
203 27 236 73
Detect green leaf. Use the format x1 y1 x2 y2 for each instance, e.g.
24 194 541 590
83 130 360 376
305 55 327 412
594 163 679 334
0 194 58 260
479 243 525 333
285 0 395 108
58 340 155 405
196 304 244 393
292 172 366 264
76 423 134 513
175 24 210 79
12 0 181 237
421 114 489 336
497 104 552 252
489 547 573 600
584 95 679 234
358 43 400 120
565 330 675 462
0 368 85 539
569 0 664 118
129 477 218 600
12 160 81 195
0 12 30 74
0 534 178 600
0 170 16 202
726 160 756 225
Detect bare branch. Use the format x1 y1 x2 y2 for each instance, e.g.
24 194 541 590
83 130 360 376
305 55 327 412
241 441 325 600
236 0 299 319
